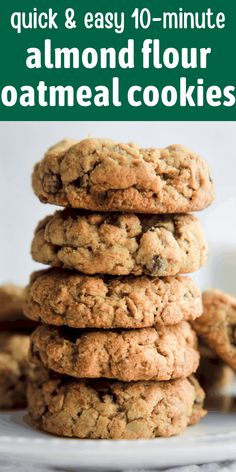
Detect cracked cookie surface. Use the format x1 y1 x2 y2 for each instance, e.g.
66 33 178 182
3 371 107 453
24 268 202 329
27 368 206 439
32 138 214 213
30 322 199 382
0 333 30 408
194 290 236 371
31 211 208 276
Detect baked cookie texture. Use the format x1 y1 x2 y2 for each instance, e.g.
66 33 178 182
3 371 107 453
194 290 236 371
0 333 30 409
30 322 199 382
31 211 208 276
32 139 214 214
0 285 24 322
24 269 202 329
27 368 206 439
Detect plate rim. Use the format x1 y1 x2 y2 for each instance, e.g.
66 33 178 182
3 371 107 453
0 410 236 469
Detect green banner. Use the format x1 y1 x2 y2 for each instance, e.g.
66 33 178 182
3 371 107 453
0 0 235 120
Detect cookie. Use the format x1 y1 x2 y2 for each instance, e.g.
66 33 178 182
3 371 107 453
24 268 202 329
0 284 36 333
0 285 24 322
0 333 30 409
193 290 236 371
205 395 236 412
32 138 214 213
197 344 235 411
29 322 199 382
27 367 206 439
31 211 207 276
197 343 235 394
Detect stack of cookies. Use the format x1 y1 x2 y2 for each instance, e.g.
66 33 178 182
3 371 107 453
24 139 214 439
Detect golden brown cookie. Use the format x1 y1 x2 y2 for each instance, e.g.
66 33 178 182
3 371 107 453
196 343 235 411
24 269 202 329
0 285 24 322
193 290 236 371
0 333 30 409
30 322 199 382
31 211 208 276
197 343 235 394
27 368 206 439
0 284 36 332
32 138 214 213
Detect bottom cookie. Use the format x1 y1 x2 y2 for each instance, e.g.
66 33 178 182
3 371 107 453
0 333 30 409
27 371 206 439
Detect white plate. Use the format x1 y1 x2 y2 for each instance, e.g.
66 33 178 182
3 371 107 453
0 411 236 469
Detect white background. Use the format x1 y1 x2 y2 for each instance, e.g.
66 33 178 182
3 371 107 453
0 121 235 293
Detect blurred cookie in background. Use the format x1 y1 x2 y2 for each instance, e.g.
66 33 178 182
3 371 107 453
194 289 236 371
0 285 24 321
0 284 35 332
0 333 30 409
197 342 235 411
0 284 35 409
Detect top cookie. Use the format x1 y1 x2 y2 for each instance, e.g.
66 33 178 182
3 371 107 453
193 290 236 371
32 139 214 213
